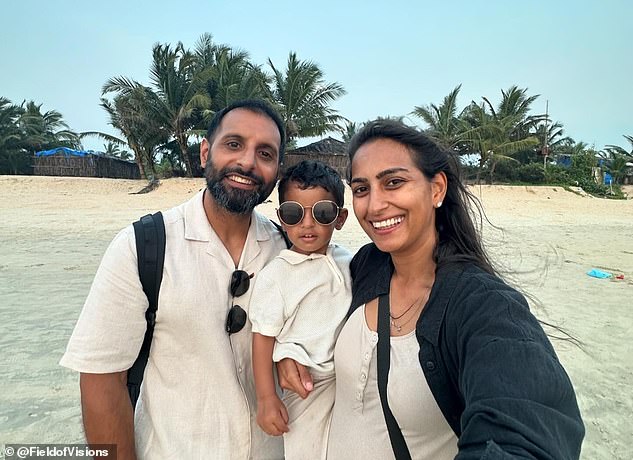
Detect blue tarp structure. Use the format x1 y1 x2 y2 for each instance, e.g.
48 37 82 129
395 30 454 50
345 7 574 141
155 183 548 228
35 147 96 157
33 146 140 178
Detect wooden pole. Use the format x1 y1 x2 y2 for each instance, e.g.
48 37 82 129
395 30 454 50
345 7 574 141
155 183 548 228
543 100 549 170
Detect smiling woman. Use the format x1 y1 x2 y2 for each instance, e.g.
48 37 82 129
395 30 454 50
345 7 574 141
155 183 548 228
325 119 585 460
349 137 446 258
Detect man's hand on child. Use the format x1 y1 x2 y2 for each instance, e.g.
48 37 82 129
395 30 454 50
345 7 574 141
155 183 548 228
276 358 314 399
256 395 289 436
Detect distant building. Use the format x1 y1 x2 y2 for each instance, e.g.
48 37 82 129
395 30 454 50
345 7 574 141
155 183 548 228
626 162 633 185
283 137 348 178
34 147 140 179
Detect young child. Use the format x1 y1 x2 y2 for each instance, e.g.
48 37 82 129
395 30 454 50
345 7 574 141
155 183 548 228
250 160 352 460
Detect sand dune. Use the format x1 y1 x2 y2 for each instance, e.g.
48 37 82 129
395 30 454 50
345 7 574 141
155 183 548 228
1 176 632 459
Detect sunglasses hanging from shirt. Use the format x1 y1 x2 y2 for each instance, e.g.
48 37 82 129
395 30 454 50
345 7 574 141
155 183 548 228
277 200 340 226
226 269 253 335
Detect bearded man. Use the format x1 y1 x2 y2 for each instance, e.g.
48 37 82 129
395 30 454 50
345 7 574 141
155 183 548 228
61 100 287 460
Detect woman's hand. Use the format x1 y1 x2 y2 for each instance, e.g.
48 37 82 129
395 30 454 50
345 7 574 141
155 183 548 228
276 358 314 399
256 394 289 436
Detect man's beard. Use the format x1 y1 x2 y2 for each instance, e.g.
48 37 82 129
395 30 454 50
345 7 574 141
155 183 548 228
205 163 274 215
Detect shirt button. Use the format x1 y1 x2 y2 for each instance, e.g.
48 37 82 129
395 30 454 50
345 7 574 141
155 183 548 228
425 361 436 371
238 367 243 373
356 391 362 400
364 353 370 361
360 373 366 381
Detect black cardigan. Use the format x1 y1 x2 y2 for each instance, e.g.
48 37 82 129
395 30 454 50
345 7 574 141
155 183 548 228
349 243 584 459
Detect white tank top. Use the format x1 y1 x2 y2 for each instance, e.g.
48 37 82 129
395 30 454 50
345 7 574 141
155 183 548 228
327 306 458 459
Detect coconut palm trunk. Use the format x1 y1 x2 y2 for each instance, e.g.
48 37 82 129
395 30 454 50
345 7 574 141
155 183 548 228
177 131 193 176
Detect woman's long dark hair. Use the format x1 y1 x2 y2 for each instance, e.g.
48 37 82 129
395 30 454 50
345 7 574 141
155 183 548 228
347 119 496 275
347 119 582 346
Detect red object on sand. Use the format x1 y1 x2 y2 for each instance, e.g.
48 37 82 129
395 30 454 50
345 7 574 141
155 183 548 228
615 274 624 280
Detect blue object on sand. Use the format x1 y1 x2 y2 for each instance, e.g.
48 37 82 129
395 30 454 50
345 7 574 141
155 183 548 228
587 269 613 279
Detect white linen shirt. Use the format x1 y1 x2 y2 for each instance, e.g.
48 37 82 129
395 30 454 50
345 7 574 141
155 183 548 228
249 245 352 376
60 190 286 460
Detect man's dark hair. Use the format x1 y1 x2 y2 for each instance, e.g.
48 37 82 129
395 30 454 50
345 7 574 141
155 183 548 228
205 99 286 164
278 160 345 207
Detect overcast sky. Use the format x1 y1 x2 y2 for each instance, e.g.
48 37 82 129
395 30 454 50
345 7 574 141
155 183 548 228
2 0 631 152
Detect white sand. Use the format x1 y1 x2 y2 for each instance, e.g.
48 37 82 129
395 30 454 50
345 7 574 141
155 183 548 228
1 176 632 459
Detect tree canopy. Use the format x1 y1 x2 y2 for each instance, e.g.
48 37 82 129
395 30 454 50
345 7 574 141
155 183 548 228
0 97 80 174
83 36 346 178
2 32 629 195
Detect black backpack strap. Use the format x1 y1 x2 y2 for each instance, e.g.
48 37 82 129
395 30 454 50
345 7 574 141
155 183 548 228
377 294 412 460
128 212 166 409
270 219 292 249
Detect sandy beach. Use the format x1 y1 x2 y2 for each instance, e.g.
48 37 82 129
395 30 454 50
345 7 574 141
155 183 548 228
1 175 632 459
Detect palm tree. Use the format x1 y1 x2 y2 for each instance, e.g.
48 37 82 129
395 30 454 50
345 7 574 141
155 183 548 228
103 141 122 156
193 35 269 114
0 97 83 175
604 135 633 158
0 97 23 152
526 119 573 168
533 121 571 153
1 98 81 174
462 100 539 183
342 121 361 143
267 52 346 140
604 154 629 184
103 41 211 177
411 85 468 151
602 135 633 185
98 34 275 177
17 101 80 153
103 141 132 160
557 139 589 157
484 86 543 140
148 41 212 176
459 86 543 183
0 97 27 174
83 87 168 179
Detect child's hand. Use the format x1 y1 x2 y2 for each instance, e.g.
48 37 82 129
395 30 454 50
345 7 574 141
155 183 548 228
256 394 289 436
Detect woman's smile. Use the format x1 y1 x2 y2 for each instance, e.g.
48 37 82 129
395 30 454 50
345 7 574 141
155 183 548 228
370 215 404 230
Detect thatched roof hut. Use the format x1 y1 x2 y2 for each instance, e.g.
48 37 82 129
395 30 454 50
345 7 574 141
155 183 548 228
284 137 348 178
34 147 140 179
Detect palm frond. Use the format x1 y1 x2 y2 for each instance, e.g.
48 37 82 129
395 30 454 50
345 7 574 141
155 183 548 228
80 131 127 145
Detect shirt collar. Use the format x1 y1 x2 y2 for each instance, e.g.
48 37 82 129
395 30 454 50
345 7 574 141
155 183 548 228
183 189 274 243
277 246 333 265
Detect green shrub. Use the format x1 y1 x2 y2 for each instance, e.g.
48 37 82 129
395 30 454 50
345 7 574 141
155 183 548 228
492 160 518 182
569 152 597 183
516 163 546 183
0 150 33 175
544 165 571 184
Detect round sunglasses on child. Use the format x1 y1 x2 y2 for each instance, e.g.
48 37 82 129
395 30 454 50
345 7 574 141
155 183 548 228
277 200 340 226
